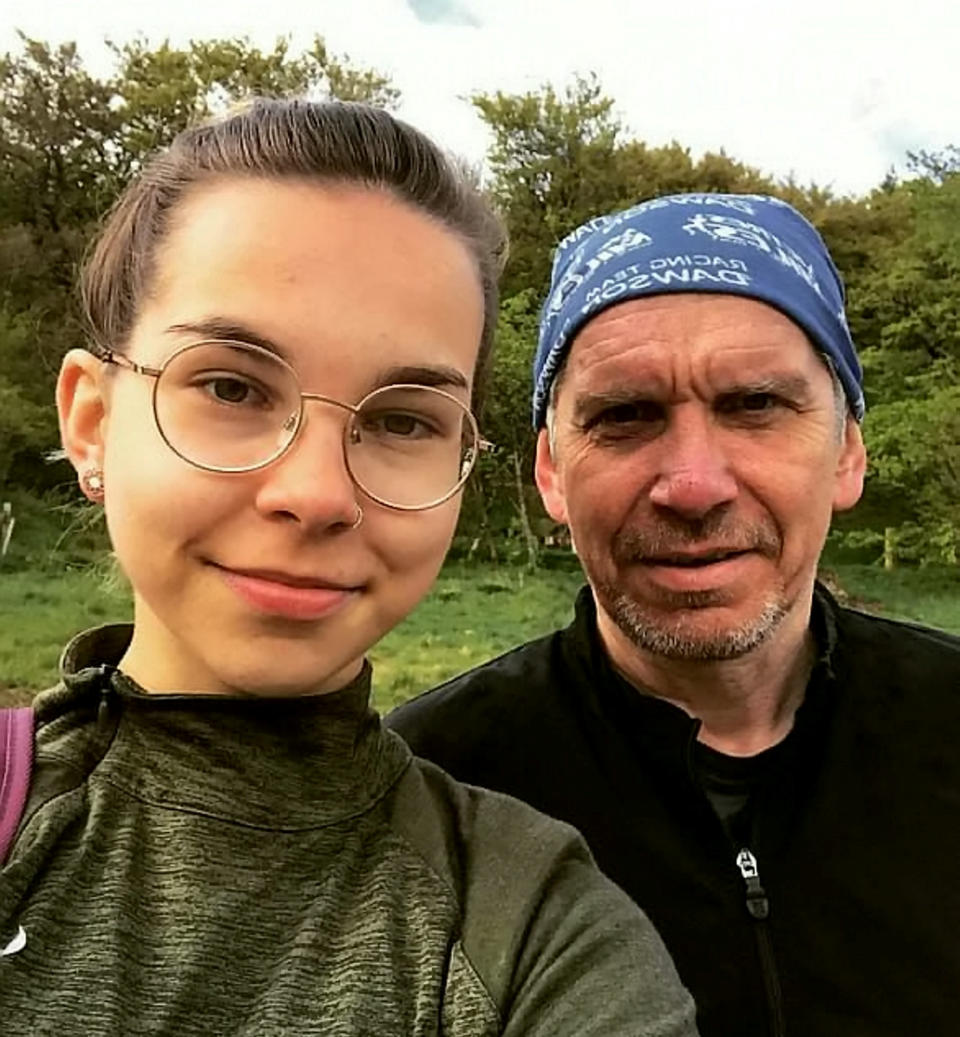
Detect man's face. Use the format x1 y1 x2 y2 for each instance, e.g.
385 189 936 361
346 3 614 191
535 294 866 662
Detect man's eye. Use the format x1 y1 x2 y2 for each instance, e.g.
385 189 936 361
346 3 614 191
721 392 785 416
591 401 664 427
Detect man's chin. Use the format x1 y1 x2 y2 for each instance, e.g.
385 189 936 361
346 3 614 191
599 585 788 662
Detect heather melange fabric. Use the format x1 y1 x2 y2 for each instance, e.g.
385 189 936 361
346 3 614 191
0 625 696 1037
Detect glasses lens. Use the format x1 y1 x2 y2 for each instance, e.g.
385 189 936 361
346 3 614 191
155 343 301 471
347 386 478 508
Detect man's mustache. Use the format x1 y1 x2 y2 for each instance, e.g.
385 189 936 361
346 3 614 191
612 514 781 566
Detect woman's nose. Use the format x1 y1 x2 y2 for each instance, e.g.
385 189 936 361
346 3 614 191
253 410 360 532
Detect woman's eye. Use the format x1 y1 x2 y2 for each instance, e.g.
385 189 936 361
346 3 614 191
363 411 435 438
199 375 264 406
382 413 419 436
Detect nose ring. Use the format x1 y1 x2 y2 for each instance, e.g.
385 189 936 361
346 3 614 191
349 504 364 530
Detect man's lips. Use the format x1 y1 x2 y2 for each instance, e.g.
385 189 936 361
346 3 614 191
641 548 754 568
635 548 760 594
213 564 361 620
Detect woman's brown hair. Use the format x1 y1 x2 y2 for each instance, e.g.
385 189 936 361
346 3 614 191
81 98 506 407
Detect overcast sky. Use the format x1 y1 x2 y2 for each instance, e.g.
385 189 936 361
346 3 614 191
3 0 958 196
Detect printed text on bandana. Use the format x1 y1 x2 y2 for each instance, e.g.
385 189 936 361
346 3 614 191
581 255 752 315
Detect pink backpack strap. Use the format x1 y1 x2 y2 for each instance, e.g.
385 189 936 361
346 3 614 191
0 707 35 865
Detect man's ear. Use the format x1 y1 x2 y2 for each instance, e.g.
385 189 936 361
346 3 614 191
57 349 109 476
832 415 867 513
534 428 569 524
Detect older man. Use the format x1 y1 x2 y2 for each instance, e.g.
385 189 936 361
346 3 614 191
389 194 960 1037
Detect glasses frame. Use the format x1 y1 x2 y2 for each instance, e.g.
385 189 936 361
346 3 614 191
97 341 494 512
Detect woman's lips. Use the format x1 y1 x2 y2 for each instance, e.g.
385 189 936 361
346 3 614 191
218 567 358 620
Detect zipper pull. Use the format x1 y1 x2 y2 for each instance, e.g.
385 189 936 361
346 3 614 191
736 848 770 920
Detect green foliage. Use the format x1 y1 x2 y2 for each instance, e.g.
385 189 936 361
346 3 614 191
0 33 398 491
474 75 624 297
0 34 120 230
458 290 545 561
835 165 960 561
0 488 111 573
109 35 398 166
0 309 62 485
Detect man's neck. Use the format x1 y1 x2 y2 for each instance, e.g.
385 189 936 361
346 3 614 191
595 596 817 757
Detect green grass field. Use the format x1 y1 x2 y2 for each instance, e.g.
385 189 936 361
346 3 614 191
2 556 959 710
0 561 586 708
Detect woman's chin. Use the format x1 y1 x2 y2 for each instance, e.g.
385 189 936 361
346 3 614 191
206 652 367 698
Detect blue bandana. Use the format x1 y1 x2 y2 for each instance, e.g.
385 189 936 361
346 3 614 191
532 193 864 427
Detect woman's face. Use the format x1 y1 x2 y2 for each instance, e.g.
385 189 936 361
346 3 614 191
64 178 485 696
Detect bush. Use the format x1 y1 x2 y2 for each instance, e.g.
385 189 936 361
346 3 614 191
0 488 110 574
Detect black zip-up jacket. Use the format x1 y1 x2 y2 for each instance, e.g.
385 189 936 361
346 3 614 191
388 585 960 1037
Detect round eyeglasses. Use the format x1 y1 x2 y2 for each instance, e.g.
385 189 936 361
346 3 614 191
98 341 492 511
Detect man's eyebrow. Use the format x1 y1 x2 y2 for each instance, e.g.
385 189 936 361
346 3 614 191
570 373 816 419
569 388 654 425
165 318 292 362
374 365 470 393
720 373 815 399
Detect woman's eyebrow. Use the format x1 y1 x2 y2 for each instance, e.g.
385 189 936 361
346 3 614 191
165 318 293 363
374 365 470 392
166 322 471 393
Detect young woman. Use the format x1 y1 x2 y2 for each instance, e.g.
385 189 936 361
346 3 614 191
0 100 696 1036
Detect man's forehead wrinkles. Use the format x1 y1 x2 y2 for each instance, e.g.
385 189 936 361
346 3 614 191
569 338 809 384
568 330 669 381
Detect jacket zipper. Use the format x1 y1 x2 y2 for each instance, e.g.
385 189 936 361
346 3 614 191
736 848 786 1037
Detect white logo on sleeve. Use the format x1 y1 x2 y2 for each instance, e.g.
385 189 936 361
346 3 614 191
1 925 26 957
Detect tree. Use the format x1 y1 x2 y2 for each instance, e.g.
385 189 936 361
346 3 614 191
459 291 544 566
854 384 960 564
0 34 120 231
0 33 399 491
830 165 960 563
110 35 398 172
474 75 625 299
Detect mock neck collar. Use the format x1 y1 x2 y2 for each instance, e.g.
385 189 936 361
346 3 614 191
52 624 410 830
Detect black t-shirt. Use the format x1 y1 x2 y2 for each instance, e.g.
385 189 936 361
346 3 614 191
694 737 793 845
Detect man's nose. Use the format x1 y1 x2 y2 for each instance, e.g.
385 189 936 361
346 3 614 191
253 411 360 532
648 410 738 519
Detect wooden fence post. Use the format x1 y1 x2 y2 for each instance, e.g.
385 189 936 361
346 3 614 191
0 501 14 558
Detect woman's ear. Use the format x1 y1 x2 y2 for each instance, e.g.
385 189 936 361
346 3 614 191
57 349 110 480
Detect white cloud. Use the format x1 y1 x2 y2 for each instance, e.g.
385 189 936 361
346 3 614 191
3 0 958 194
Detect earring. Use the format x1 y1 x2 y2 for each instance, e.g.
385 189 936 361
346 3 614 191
80 468 105 502
349 504 364 530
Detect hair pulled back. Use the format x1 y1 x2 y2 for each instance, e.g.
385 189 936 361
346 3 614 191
81 98 506 405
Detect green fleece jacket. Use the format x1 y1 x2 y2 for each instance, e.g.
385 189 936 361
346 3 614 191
0 626 697 1036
